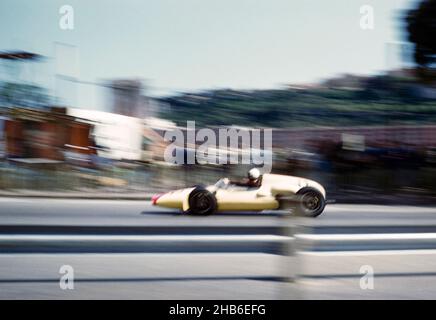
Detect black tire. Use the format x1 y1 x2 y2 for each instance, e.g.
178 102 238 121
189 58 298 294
187 187 217 216
294 187 326 218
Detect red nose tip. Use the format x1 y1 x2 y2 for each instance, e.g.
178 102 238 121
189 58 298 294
151 193 163 205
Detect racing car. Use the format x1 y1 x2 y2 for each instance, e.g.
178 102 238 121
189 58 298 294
151 170 327 217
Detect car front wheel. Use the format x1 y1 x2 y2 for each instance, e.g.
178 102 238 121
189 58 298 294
187 187 217 216
294 187 326 217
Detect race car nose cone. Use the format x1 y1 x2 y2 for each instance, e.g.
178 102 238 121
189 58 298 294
151 193 163 205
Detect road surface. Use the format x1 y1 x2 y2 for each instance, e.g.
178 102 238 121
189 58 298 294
1 198 436 299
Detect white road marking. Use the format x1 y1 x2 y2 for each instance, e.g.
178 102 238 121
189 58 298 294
296 233 436 241
300 249 436 256
326 205 436 213
0 234 291 242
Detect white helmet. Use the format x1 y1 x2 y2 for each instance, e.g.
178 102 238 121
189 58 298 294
248 168 261 180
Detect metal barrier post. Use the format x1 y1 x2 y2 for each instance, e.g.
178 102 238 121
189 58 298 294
277 214 301 299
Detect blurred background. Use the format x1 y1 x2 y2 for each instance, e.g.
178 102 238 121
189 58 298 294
0 0 436 300
0 0 435 203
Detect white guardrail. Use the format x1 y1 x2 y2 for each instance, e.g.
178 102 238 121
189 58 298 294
2 219 436 299
2 214 436 253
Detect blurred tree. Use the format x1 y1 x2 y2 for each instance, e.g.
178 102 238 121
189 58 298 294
0 82 50 109
406 0 436 80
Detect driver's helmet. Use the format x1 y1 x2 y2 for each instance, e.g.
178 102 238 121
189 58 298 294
248 168 261 180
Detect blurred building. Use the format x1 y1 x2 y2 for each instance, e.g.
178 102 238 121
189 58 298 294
3 107 94 163
68 108 144 161
106 79 158 118
0 51 48 109
67 108 175 163
0 51 43 83
273 125 436 151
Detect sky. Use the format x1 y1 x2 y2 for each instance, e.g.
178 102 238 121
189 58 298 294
0 0 420 109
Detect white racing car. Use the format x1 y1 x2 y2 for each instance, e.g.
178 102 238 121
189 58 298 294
152 171 327 217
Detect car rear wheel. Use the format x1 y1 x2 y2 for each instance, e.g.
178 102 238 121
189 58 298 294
294 188 325 217
187 187 217 216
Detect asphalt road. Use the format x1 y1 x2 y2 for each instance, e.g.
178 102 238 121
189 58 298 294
2 198 436 226
1 198 436 299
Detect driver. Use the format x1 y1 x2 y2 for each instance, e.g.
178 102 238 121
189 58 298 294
230 168 262 188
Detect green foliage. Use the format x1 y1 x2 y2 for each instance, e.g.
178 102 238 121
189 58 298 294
158 77 436 128
406 0 436 68
0 82 50 109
